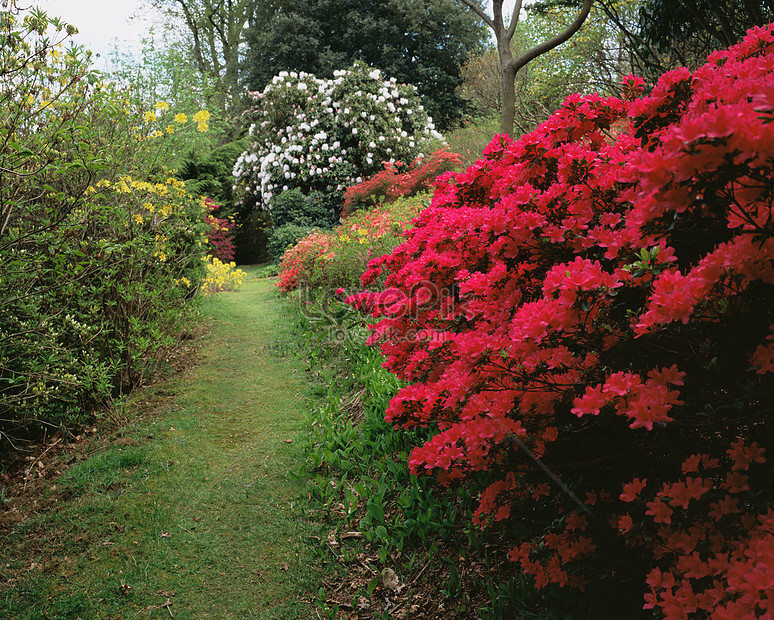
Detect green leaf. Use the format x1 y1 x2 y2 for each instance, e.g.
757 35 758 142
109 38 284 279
366 501 384 524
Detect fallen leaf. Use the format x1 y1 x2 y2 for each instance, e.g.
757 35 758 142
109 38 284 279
284 439 293 443
381 567 401 591
160 532 171 538
281 563 290 571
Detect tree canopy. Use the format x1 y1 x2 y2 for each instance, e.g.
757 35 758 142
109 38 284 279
637 0 774 64
140 0 257 111
242 0 488 129
532 0 774 79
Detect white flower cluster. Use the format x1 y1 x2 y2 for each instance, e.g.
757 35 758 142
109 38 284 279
233 62 443 213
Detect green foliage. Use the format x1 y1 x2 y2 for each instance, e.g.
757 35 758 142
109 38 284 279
174 138 248 215
268 224 320 263
636 0 773 71
243 0 488 129
270 189 338 229
0 8 208 449
290 295 530 614
521 1 633 107
444 114 501 166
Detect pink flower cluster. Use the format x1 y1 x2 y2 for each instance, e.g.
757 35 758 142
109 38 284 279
348 25 774 615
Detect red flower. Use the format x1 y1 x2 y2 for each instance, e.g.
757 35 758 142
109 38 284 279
645 499 673 524
620 477 648 502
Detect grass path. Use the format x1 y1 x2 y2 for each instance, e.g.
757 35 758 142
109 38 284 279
0 269 325 619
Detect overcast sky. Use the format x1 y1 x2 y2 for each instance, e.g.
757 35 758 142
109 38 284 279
33 0 160 60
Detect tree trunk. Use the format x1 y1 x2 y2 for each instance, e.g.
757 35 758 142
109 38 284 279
498 45 517 135
458 0 594 137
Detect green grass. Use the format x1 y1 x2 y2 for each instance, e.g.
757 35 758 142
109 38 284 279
0 268 327 619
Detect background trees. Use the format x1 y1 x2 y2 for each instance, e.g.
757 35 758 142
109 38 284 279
140 0 257 112
535 0 774 80
242 0 488 130
456 0 594 135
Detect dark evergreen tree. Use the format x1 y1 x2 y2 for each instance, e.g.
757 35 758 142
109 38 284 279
242 0 488 129
636 0 774 64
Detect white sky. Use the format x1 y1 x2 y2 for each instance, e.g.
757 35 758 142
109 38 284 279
31 1 160 60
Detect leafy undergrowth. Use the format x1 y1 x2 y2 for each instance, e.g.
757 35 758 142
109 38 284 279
291 295 538 619
0 268 327 619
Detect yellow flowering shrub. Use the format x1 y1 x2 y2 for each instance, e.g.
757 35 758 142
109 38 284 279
192 109 210 132
0 8 213 445
141 101 210 138
201 257 246 295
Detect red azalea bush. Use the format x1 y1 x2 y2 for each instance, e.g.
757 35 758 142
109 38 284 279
276 195 428 294
348 26 774 617
341 148 463 217
203 197 236 262
276 231 331 293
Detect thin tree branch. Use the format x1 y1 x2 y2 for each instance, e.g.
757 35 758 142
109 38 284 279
458 0 494 30
505 0 524 41
509 0 594 74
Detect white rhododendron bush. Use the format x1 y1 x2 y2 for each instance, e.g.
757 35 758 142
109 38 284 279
233 61 443 216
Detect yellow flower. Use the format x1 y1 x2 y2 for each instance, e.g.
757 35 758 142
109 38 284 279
174 113 187 124
193 110 210 132
143 110 156 123
155 100 170 112
133 214 144 224
166 124 175 134
193 110 210 123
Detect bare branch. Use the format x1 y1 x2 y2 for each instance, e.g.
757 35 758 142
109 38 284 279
505 0 524 41
458 0 494 30
510 0 594 74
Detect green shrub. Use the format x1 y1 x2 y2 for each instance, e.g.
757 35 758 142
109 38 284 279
175 138 248 213
268 223 319 263
0 9 208 449
269 189 338 229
